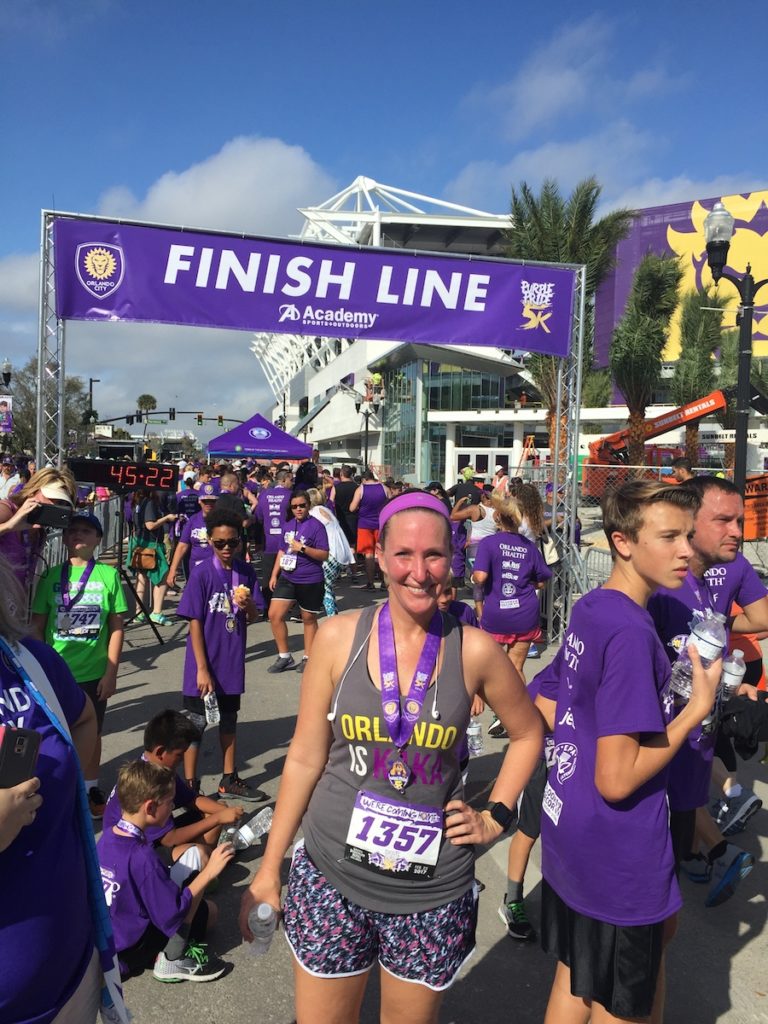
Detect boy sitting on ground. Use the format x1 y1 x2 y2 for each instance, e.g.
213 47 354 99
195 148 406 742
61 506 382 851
98 760 234 983
102 709 245 880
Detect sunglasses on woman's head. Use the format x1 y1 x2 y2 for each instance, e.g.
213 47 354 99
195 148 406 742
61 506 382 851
211 538 239 549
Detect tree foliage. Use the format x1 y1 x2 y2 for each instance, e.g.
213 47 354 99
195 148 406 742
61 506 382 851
610 254 683 465
505 177 634 451
670 288 728 462
5 357 88 454
136 394 157 413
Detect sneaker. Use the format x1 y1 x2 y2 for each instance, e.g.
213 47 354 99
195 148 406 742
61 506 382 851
487 715 508 739
267 655 296 673
88 786 107 819
352 580 375 590
218 774 261 801
705 843 755 907
526 644 541 660
498 898 536 941
711 791 763 837
296 657 309 673
133 612 147 624
680 852 711 884
149 612 173 626
153 944 225 983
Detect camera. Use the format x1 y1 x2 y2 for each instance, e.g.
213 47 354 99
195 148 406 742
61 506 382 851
27 504 72 529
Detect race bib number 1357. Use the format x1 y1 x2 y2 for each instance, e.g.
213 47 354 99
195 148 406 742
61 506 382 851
344 790 443 879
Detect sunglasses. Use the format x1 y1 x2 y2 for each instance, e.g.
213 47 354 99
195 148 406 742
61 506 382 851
211 538 240 550
290 503 308 510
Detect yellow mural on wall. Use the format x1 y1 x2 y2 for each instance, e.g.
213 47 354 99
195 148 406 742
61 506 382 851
665 189 768 359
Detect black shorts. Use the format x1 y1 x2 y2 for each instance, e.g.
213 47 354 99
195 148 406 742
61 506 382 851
720 692 768 760
183 693 241 734
541 879 664 1020
119 900 209 978
80 679 107 733
670 808 696 867
518 758 547 840
271 576 325 614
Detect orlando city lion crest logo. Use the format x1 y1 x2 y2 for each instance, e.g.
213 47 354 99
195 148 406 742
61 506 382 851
75 243 125 300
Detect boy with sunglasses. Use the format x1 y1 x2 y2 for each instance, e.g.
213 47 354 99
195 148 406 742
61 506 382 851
176 508 264 798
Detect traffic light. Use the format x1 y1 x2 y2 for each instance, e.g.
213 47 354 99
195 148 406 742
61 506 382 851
196 414 203 426
126 415 134 426
275 415 285 429
169 407 176 421
135 410 142 423
217 415 224 427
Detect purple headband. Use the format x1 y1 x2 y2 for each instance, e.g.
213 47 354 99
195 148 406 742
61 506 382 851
378 491 451 531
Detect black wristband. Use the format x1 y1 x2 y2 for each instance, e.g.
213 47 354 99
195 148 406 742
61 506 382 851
487 801 517 832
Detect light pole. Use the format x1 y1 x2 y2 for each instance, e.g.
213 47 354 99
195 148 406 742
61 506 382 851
1 359 11 387
0 359 11 453
88 377 101 421
353 394 383 471
704 201 768 493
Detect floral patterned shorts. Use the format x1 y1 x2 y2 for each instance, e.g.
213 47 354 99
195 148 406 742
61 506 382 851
282 842 477 990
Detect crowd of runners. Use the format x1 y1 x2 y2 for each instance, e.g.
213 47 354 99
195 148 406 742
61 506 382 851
1 454 767 1024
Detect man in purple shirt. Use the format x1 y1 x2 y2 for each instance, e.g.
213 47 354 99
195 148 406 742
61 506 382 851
253 468 293 611
166 493 218 589
648 475 768 906
536 480 721 1022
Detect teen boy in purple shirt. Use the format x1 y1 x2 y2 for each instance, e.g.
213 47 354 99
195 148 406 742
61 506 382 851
254 468 293 610
176 508 263 800
535 481 722 1023
166 492 219 588
98 759 234 982
647 476 768 906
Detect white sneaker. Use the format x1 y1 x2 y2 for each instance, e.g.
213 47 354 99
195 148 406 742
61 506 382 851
153 944 225 983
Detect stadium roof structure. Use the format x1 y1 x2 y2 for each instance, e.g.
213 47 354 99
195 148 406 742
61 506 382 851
250 176 511 399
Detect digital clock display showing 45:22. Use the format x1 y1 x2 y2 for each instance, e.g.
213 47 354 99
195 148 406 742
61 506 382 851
68 459 179 492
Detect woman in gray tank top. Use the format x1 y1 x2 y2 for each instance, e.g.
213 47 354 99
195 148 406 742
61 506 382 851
240 491 543 1024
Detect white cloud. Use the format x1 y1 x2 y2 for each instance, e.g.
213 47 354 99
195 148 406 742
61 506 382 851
98 136 336 237
0 253 39 312
602 174 762 213
445 121 653 212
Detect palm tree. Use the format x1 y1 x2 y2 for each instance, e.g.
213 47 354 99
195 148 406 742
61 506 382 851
610 254 683 466
669 288 729 463
136 394 157 414
505 178 634 453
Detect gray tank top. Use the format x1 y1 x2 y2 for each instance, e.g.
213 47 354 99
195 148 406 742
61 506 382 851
302 604 474 913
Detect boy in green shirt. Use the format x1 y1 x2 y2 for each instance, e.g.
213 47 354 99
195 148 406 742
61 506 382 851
31 510 127 817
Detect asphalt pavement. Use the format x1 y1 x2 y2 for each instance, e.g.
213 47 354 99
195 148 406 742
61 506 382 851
99 574 768 1024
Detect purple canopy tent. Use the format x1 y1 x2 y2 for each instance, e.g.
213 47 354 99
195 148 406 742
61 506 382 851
207 413 312 460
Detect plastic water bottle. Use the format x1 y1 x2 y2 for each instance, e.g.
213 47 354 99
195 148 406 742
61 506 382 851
218 806 274 851
234 806 274 849
204 692 220 726
721 649 747 699
668 611 726 700
247 902 277 956
466 720 484 757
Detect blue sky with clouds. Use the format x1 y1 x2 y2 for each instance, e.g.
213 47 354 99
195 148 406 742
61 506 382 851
1 0 767 437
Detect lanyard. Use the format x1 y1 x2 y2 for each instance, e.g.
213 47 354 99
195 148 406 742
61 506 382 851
686 570 716 614
60 559 96 611
377 602 442 749
213 558 241 632
116 818 146 843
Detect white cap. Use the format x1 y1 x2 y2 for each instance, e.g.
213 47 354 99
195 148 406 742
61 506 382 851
494 465 504 473
40 483 74 506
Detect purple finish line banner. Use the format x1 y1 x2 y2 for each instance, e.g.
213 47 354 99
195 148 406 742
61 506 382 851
53 218 576 357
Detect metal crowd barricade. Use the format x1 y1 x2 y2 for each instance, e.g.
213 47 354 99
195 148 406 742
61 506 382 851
37 494 124 583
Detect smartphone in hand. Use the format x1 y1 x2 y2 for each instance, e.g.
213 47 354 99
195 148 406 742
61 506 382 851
0 726 41 788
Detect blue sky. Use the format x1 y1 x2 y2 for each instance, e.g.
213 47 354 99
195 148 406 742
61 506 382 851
1 0 767 441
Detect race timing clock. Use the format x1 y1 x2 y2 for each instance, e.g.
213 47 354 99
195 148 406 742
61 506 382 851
68 458 179 493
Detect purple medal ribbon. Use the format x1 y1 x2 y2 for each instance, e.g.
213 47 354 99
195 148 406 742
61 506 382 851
60 558 96 612
213 559 242 633
116 818 145 843
378 602 442 791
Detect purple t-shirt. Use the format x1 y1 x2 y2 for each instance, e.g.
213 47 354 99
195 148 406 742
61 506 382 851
474 532 551 635
357 483 388 529
279 517 329 584
446 599 479 628
177 556 261 696
179 510 212 571
648 554 767 811
0 640 92 1024
97 829 193 955
103 768 197 845
537 588 681 926
450 520 467 579
255 486 292 553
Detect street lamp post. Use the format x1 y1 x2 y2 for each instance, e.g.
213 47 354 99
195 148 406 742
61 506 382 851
353 395 382 471
704 202 768 493
88 377 101 421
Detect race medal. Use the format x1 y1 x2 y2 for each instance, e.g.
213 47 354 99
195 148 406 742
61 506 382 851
225 616 236 633
377 602 442 792
387 754 410 792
